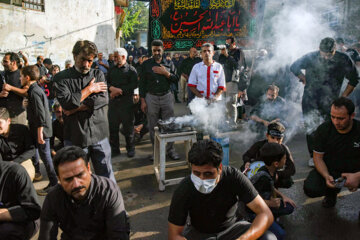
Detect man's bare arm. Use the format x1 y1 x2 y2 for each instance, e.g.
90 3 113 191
3 84 29 97
341 84 355 97
0 208 13 221
168 222 186 240
189 86 203 98
80 78 107 102
240 195 273 240
313 151 336 188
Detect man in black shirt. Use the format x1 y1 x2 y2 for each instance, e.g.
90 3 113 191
54 40 115 183
0 52 27 125
0 107 36 180
36 55 48 82
168 139 275 240
50 102 64 156
0 159 41 239
22 65 58 195
108 48 138 157
139 40 180 160
226 36 248 90
290 37 359 166
304 97 360 208
39 146 130 240
178 47 202 103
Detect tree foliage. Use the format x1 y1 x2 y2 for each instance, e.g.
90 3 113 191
121 1 149 40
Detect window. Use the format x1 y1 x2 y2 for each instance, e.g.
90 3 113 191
0 0 45 12
22 0 45 12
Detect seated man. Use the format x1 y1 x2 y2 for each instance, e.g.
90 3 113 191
0 107 36 180
50 102 64 157
0 158 41 239
250 84 287 135
242 122 295 188
304 97 360 208
168 139 276 240
38 146 130 240
250 142 296 240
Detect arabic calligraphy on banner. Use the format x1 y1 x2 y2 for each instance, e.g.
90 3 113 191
149 0 257 51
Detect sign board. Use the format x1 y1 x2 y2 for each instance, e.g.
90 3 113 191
148 0 258 51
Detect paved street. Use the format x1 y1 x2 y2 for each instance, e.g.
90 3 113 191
34 102 360 240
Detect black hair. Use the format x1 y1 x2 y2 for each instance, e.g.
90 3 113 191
151 39 164 47
319 37 336 52
72 40 98 57
0 107 10 120
21 65 40 81
5 52 20 66
188 139 223 168
335 37 345 44
332 97 355 115
260 143 286 166
53 146 88 175
226 36 235 44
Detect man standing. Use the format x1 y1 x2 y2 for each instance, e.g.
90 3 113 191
0 158 41 239
94 52 109 75
39 146 129 240
0 52 27 125
108 48 138 157
303 97 360 208
54 40 115 182
139 40 180 160
290 37 359 166
226 37 248 90
168 139 275 240
178 47 202 103
188 43 226 101
35 55 47 81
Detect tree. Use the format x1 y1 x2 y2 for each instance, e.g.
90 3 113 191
120 1 149 42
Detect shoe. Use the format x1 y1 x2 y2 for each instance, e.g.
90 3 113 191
34 172 43 181
308 158 315 167
36 184 55 196
167 151 180 160
127 149 135 158
322 194 337 208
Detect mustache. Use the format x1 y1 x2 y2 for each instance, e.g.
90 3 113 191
71 186 85 194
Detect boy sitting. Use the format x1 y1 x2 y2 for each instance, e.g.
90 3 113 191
249 142 296 240
242 122 295 188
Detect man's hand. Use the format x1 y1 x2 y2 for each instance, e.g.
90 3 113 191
0 90 9 98
282 196 296 208
63 104 89 116
342 172 360 192
141 98 147 113
298 74 306 85
110 88 123 99
88 78 107 94
244 162 250 169
3 83 12 92
152 65 170 77
325 175 336 188
182 74 189 81
268 197 281 208
134 124 143 134
38 130 45 145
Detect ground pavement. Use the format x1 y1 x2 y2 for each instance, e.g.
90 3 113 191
33 102 360 240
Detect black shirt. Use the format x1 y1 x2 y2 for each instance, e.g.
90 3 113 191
36 63 48 77
168 166 258 234
0 160 41 222
27 83 53 139
39 174 129 240
0 69 25 117
54 67 109 147
139 57 179 98
178 57 202 77
218 54 239 83
313 119 360 174
290 51 359 98
251 166 275 200
50 119 64 150
0 124 35 163
107 63 138 97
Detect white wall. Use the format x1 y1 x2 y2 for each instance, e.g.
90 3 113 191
0 0 116 69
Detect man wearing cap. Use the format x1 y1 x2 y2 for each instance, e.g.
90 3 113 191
188 43 226 102
290 37 359 166
242 122 295 188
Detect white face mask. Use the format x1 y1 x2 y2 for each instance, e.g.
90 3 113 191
191 173 219 194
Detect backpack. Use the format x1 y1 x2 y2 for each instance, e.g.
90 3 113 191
250 169 274 200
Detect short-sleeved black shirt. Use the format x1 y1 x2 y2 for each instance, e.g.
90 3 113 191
168 166 258 234
313 119 360 173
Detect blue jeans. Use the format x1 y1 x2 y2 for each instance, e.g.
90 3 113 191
37 138 58 186
64 138 116 183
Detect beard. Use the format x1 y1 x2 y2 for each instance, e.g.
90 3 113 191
153 54 162 62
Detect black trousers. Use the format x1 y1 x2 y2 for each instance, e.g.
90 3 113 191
0 220 39 240
303 169 341 198
108 98 135 152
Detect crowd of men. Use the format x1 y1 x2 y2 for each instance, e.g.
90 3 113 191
0 36 359 239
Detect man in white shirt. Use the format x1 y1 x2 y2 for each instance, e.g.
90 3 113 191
188 43 226 101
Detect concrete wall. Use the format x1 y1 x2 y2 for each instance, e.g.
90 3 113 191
0 0 116 69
